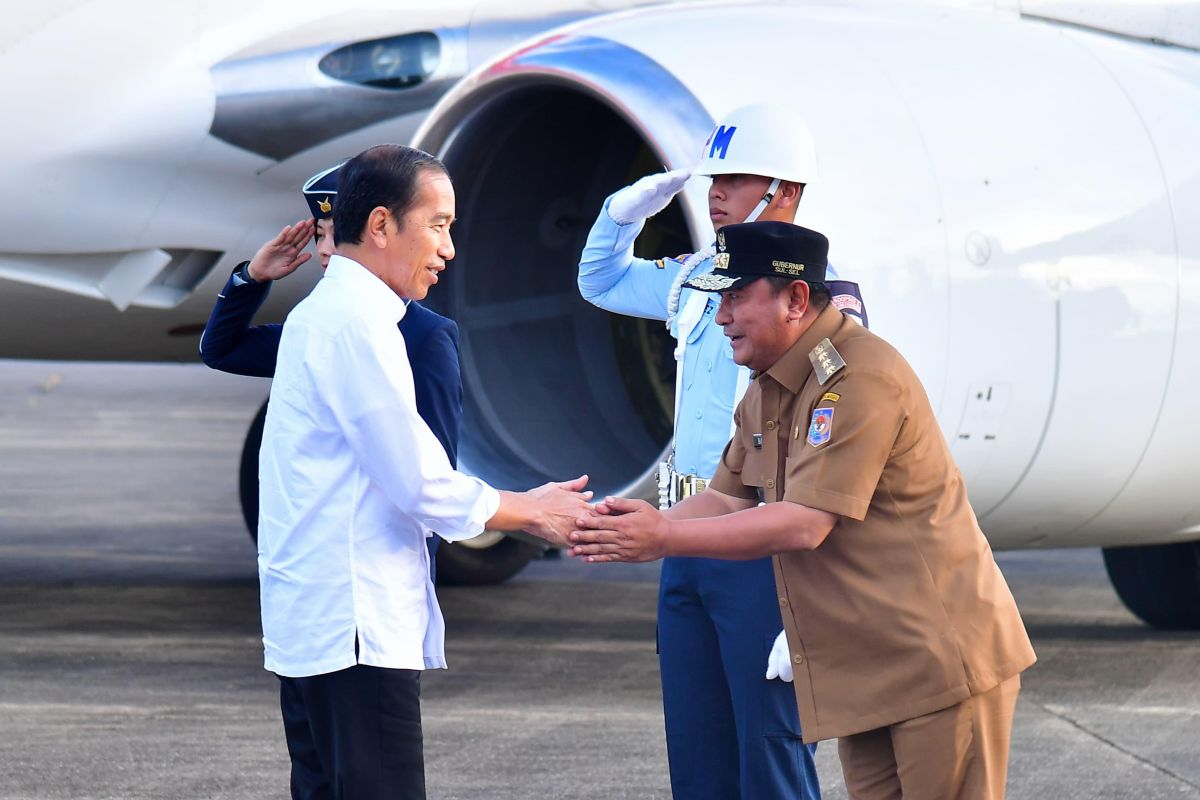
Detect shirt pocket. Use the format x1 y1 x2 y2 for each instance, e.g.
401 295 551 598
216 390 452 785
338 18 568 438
740 448 767 489
682 295 713 345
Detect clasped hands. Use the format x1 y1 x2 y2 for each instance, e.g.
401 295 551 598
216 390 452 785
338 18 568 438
569 496 668 563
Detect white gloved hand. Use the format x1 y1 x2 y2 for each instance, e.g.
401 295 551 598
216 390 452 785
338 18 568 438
765 629 793 682
607 169 692 225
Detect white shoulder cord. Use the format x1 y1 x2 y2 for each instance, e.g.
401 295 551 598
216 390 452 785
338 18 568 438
664 245 716 326
665 178 782 328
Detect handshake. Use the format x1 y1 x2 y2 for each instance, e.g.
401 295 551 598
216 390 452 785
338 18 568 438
502 477 671 562
506 476 667 561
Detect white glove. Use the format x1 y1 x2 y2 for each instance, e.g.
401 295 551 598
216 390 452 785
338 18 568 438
765 629 793 682
607 169 692 225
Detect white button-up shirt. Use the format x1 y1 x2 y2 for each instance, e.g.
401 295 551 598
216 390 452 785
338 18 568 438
258 255 500 678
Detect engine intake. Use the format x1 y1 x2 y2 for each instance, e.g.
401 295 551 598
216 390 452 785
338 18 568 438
415 35 714 497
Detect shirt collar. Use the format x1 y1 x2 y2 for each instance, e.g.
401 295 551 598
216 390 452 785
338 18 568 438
762 304 846 394
325 254 409 323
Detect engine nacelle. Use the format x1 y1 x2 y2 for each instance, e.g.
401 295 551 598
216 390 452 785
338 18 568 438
414 2 1200 549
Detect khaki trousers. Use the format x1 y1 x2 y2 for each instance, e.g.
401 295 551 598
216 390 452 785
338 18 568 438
837 674 1021 800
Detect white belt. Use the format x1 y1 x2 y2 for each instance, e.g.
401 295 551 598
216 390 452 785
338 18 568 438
657 462 708 510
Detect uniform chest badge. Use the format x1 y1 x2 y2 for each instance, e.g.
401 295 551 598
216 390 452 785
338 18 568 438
807 408 834 447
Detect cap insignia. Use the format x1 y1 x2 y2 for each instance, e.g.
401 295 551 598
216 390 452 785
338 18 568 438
717 230 726 251
685 272 738 291
713 252 730 269
318 197 332 214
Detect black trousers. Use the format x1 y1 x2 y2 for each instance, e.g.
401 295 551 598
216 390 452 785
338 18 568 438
278 665 425 800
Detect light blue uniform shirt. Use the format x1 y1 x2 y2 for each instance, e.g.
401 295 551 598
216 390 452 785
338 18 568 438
578 198 742 479
579 196 840 479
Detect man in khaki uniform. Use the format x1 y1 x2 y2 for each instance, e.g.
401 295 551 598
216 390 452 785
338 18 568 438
571 221 1036 799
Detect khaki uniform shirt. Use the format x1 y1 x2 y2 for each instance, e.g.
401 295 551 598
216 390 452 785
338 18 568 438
709 305 1036 743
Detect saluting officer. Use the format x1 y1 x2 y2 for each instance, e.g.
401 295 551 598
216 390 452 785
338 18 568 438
572 221 1037 800
579 104 866 799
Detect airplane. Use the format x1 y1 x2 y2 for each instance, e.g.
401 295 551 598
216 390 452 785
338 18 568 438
2 1 1198 628
0 0 667 586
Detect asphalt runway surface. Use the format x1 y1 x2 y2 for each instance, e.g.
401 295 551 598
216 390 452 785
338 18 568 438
0 360 1197 799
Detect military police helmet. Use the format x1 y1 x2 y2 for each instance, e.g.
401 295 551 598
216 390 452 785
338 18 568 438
695 104 820 186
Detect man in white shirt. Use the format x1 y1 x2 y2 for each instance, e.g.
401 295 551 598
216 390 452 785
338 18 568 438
258 144 591 800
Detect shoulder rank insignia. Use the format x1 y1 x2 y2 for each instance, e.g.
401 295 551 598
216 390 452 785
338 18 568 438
657 254 692 270
808 338 845 386
807 408 834 447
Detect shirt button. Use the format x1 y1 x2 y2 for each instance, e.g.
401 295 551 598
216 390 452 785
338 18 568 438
766 478 776 489
695 411 703 419
793 654 804 665
766 420 777 431
779 597 788 608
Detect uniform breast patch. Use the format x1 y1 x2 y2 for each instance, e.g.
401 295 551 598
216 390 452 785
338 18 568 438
807 408 834 447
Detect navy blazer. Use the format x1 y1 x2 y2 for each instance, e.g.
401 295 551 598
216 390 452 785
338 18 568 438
199 270 463 466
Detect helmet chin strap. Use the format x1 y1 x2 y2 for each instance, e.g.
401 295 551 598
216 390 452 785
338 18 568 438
743 178 782 224
665 176 783 327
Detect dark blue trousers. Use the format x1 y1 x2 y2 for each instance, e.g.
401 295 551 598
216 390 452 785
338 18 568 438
278 665 425 800
658 556 821 799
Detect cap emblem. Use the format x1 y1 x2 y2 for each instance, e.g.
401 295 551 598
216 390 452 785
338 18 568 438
685 272 738 291
717 230 726 251
318 197 332 214
713 253 730 269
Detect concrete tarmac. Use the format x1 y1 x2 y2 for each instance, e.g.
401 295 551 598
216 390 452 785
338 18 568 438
0 360 1197 799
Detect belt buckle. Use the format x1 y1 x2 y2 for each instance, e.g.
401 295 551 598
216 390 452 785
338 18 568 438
675 474 707 503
